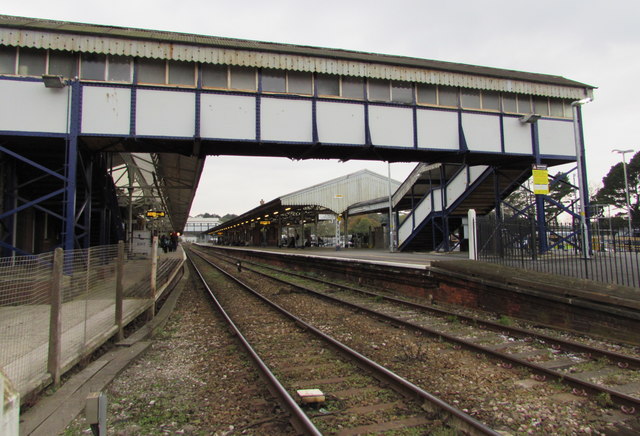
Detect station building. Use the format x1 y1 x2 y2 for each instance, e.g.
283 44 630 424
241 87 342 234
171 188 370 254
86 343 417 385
207 169 400 248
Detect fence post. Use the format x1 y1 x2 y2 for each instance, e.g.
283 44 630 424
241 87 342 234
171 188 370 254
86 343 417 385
147 236 158 320
0 369 19 436
48 247 63 386
530 215 538 261
468 209 477 260
115 241 125 341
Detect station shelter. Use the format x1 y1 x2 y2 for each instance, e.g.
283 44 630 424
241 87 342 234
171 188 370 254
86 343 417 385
207 170 400 249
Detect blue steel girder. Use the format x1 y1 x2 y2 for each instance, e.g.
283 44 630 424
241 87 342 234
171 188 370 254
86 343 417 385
0 81 95 255
0 144 67 256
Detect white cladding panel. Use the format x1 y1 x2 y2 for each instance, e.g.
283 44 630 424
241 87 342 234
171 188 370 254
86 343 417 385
461 113 501 153
503 117 533 154
317 101 365 145
81 86 131 135
369 106 414 147
200 94 256 140
261 98 312 142
136 89 195 137
446 169 468 208
538 119 576 157
416 109 459 150
0 80 68 133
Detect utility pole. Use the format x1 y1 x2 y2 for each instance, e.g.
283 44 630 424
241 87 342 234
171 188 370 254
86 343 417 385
612 148 634 237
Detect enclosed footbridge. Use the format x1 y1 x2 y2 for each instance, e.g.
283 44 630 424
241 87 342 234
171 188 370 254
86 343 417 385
0 14 594 255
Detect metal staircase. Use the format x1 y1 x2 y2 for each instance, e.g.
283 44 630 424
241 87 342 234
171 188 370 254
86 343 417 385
397 163 529 251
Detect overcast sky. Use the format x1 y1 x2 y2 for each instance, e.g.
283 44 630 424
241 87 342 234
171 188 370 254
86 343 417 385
5 1 640 215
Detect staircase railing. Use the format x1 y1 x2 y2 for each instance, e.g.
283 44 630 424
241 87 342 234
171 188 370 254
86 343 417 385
398 165 489 248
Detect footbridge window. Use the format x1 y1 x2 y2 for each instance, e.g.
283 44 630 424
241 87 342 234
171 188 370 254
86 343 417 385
391 81 414 103
533 96 550 116
287 71 312 94
316 73 340 96
342 77 365 99
460 89 481 108
201 64 257 90
1 46 78 78
368 78 417 103
0 46 15 74
17 47 46 76
438 86 459 107
81 53 133 82
49 51 78 78
368 78 391 101
137 58 194 86
262 69 286 92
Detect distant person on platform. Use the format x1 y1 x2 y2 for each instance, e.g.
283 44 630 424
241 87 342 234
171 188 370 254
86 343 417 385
170 233 179 252
160 235 169 253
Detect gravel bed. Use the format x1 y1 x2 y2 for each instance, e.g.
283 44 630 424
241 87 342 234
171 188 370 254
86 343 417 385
225 257 640 435
62 253 640 435
64 267 295 435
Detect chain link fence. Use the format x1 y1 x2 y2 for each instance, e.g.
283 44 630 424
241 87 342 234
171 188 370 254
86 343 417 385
0 242 184 400
476 215 640 288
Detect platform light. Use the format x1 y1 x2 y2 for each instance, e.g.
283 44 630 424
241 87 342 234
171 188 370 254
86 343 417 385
613 149 634 236
42 74 66 88
571 97 593 259
519 113 541 124
285 207 292 211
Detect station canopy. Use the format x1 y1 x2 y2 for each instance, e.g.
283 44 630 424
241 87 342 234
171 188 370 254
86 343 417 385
206 169 401 234
110 152 204 233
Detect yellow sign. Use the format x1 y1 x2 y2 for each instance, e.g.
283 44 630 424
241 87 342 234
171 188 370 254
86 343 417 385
532 168 549 195
146 211 166 218
259 221 271 225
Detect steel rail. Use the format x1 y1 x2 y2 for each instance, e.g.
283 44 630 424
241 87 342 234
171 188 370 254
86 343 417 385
257 258 640 369
205 247 640 370
185 251 322 436
200 248 640 413
189 248 501 436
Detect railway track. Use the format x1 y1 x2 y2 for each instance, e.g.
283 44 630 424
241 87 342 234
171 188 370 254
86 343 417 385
192 245 640 434
187 247 499 435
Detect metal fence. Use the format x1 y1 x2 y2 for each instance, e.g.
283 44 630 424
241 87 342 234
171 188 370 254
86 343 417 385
0 242 184 400
476 215 640 288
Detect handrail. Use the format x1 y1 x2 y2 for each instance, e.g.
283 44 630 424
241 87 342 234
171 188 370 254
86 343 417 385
398 165 489 246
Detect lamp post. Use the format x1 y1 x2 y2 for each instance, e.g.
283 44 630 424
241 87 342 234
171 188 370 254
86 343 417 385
571 97 592 259
612 148 634 237
388 162 395 253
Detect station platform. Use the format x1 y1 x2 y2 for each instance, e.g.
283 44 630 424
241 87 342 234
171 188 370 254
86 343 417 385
1 247 185 408
202 244 467 268
18 251 188 436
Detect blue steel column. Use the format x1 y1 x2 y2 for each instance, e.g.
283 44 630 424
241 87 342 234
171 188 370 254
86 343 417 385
440 165 449 251
1 159 16 256
81 156 92 249
531 121 549 253
63 80 81 251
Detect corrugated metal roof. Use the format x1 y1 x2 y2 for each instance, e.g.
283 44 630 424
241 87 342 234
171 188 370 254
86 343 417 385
0 14 594 99
155 152 205 231
281 169 400 214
